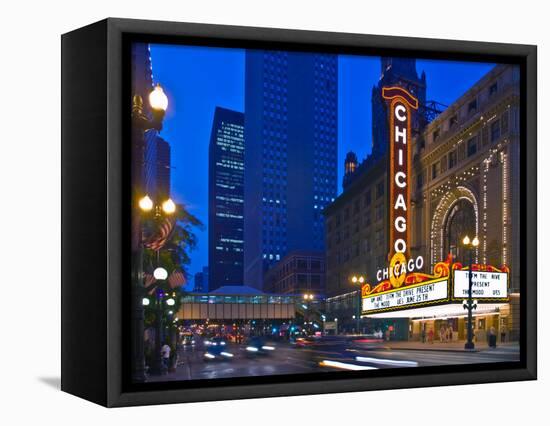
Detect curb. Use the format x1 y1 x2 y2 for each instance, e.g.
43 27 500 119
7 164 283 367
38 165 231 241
382 345 480 353
383 344 518 353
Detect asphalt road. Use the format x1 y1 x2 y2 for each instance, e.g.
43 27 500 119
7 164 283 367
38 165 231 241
147 338 520 382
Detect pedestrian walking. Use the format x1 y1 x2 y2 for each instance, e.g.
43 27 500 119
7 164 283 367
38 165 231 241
489 327 497 348
428 328 434 344
161 342 171 372
447 325 453 342
501 326 507 343
439 325 446 343
421 327 426 343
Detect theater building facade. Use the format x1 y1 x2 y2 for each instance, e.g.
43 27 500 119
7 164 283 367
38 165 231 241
325 64 520 342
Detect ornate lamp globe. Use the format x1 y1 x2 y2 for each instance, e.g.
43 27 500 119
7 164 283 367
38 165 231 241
149 84 168 111
153 267 168 280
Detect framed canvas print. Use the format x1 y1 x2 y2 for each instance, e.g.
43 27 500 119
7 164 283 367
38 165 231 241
61 18 537 407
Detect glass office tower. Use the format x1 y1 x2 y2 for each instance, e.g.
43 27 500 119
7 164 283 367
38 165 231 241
244 50 338 290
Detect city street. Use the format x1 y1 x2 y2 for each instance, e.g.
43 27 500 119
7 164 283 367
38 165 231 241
148 337 520 382
128 40 523 392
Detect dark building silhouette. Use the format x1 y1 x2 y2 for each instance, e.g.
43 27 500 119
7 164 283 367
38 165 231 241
155 137 171 201
244 51 338 290
143 135 171 201
193 266 209 293
343 151 359 188
132 43 171 202
264 250 325 296
208 107 245 291
131 43 154 116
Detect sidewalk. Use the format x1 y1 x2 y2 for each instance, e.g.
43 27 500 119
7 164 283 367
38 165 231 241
381 340 519 353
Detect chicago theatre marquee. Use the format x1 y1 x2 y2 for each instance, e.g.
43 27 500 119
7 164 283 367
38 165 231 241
324 63 520 342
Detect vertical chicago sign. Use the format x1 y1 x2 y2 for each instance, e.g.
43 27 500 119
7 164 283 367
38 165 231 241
382 86 418 287
361 85 453 314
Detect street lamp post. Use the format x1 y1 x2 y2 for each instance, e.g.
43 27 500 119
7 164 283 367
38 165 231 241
351 275 365 335
151 287 165 375
462 235 479 350
140 198 177 377
149 267 179 375
302 294 314 335
131 84 168 383
150 266 169 375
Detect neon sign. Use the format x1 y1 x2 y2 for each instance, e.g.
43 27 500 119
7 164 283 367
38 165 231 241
371 87 419 289
383 86 418 261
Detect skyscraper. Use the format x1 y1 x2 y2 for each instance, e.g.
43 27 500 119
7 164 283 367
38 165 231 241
193 266 209 293
155 136 171 201
208 107 245 291
244 50 338 290
143 134 171 202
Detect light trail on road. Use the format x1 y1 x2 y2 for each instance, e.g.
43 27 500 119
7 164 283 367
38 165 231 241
355 356 419 367
319 360 379 371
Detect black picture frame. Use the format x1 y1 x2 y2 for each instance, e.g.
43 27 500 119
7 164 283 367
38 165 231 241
61 17 537 407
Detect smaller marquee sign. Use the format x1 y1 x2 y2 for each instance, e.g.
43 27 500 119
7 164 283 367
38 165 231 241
453 270 508 299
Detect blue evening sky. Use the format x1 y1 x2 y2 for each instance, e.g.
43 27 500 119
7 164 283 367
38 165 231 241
148 44 494 287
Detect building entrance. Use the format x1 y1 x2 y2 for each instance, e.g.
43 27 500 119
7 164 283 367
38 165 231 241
412 312 504 343
444 199 476 264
